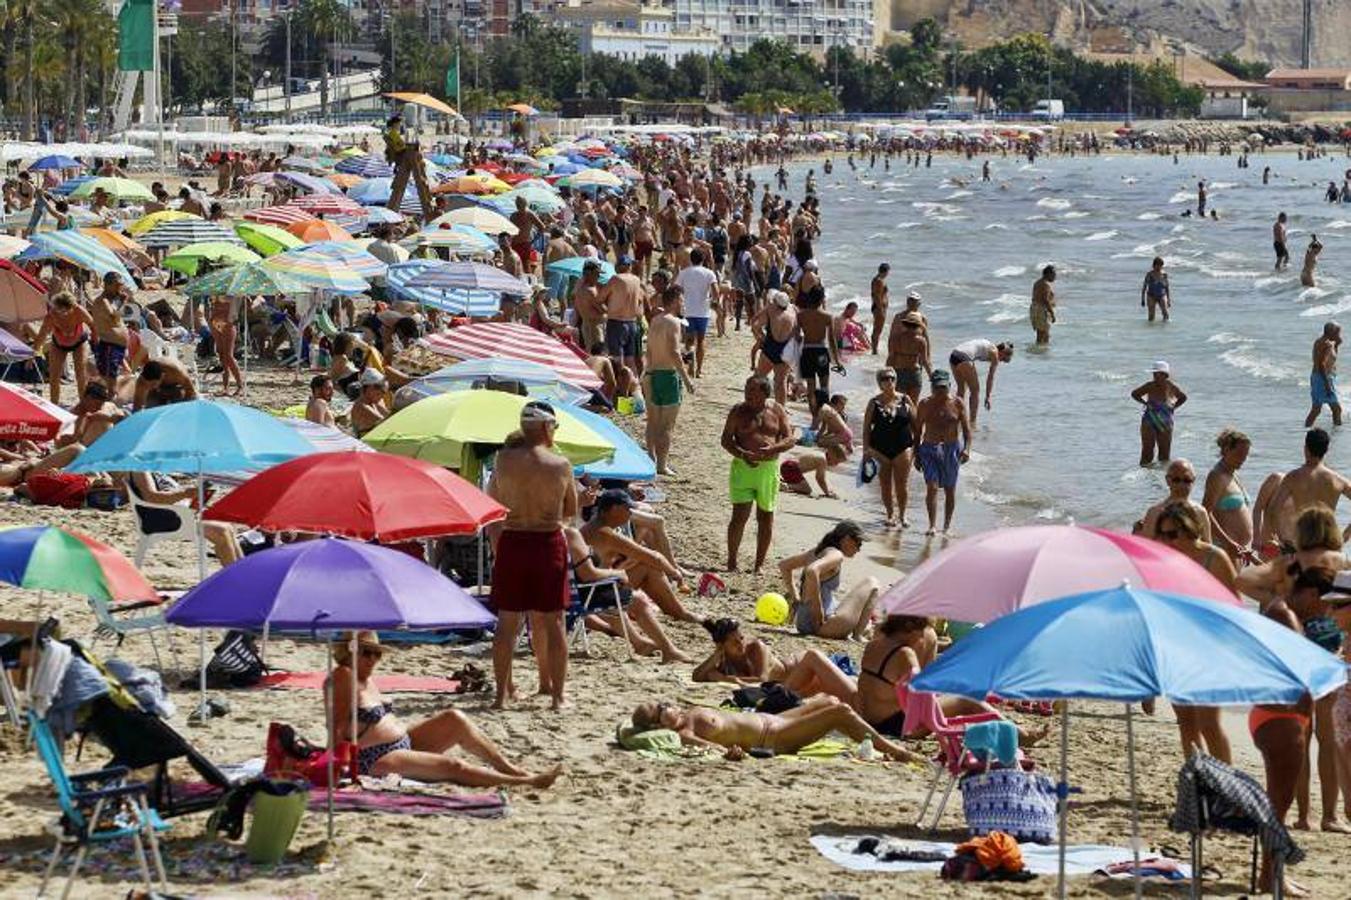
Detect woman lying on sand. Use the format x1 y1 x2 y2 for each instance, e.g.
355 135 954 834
692 617 857 707
778 521 879 639
630 695 923 762
328 632 562 788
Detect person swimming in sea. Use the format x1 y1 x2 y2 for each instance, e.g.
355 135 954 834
1131 360 1187 467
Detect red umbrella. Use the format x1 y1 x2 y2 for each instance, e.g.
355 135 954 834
0 259 49 323
0 383 74 441
204 452 507 541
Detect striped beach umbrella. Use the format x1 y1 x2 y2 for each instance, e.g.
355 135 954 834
0 383 73 441
286 219 353 243
78 228 146 255
404 261 529 295
421 322 601 389
17 231 132 281
0 235 32 258
69 176 154 202
280 156 327 173
284 241 387 280
429 207 517 236
264 251 369 293
335 154 394 178
51 174 96 196
288 193 366 217
361 207 404 227
127 209 199 236
234 221 306 257
386 261 500 318
568 168 623 189
164 242 262 277
402 227 495 256
0 525 155 602
184 262 308 298
497 184 565 213
329 173 366 190
275 171 339 195
140 219 243 249
243 205 319 228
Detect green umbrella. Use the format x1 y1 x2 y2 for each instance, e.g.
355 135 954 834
234 221 306 257
183 262 309 297
69 176 155 202
164 242 262 277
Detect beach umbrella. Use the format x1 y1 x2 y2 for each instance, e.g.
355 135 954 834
541 160 581 176
328 173 365 191
69 176 154 202
0 383 73 441
286 219 353 243
243 205 319 228
429 207 517 236
546 256 614 283
127 209 198 236
335 154 394 178
0 525 154 602
394 359 592 410
421 321 602 389
0 235 32 258
498 184 565 213
384 260 499 317
567 405 655 482
880 525 1241 623
78 228 146 255
384 92 458 117
51 175 96 197
364 389 613 469
346 177 394 205
140 219 243 249
352 236 409 263
435 176 497 196
16 231 132 281
288 193 366 217
205 452 506 541
361 207 404 226
29 155 82 171
403 226 495 255
163 242 261 277
911 585 1346 899
0 260 49 322
427 153 462 167
264 248 371 293
568 168 622 189
282 241 387 279
234 221 306 256
403 260 529 295
182 262 308 298
279 156 327 173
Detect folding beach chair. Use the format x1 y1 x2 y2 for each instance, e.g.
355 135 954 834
87 592 174 673
29 711 170 899
567 575 633 658
896 679 1004 833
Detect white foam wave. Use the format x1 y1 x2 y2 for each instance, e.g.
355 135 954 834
1301 295 1351 317
1090 370 1131 383
1326 220 1351 230
1137 212 1162 220
1036 197 1072 210
1085 230 1118 242
894 221 921 229
1206 332 1252 346
1218 347 1302 383
1168 191 1191 204
992 265 1026 278
946 190 974 200
984 223 1008 230
1062 211 1091 219
979 292 1025 307
986 309 1024 323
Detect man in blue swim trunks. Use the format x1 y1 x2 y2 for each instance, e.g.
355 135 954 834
1306 321 1342 428
913 369 971 535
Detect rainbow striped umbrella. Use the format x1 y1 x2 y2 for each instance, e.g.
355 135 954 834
0 525 155 602
264 250 369 293
183 262 309 297
283 241 387 279
16 231 133 281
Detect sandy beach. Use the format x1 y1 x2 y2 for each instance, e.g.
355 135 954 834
0 322 1344 899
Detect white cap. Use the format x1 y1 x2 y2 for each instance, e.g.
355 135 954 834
1152 360 1170 375
770 290 791 309
804 259 819 272
906 291 922 303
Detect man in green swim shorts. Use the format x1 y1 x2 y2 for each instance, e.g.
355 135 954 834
644 285 695 476
722 374 796 573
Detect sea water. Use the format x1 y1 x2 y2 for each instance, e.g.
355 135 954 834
769 152 1351 550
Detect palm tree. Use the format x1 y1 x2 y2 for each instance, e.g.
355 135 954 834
46 0 107 136
297 0 351 117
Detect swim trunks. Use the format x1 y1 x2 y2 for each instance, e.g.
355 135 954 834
634 240 654 261
729 456 779 512
648 369 682 408
578 317 605 354
1029 304 1051 333
685 316 709 337
895 367 923 394
799 344 830 380
605 319 639 358
916 441 962 489
93 341 126 378
1274 241 1289 262
491 529 569 613
1311 370 1339 406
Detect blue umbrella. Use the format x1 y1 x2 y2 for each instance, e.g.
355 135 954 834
544 160 581 175
29 155 82 171
362 206 404 226
16 231 133 281
275 171 339 195
568 406 655 482
546 256 614 282
386 260 502 317
911 585 1346 899
334 154 394 178
427 153 462 167
347 177 392 205
51 174 95 196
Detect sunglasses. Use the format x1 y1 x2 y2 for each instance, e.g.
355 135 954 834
359 647 383 661
1167 476 1194 484
878 374 896 382
1157 528 1180 539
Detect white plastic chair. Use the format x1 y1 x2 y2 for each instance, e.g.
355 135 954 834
130 495 201 569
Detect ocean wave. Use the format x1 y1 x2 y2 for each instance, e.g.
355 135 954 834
1218 346 1302 383
1297 286 1333 302
1206 332 1252 345
984 223 1009 230
986 309 1024 323
979 292 1025 307
992 265 1027 278
1196 265 1265 279
1062 211 1091 219
875 198 901 205
1089 370 1131 383
946 190 974 200
1301 295 1351 317
1209 181 1238 190
1024 214 1050 222
1085 230 1118 241
1168 191 1192 204
894 221 922 229
1036 197 1072 210
1137 212 1162 220
1326 220 1351 230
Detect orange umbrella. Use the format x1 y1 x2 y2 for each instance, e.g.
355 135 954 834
384 92 458 117
286 219 354 243
434 177 496 195
79 228 145 254
329 173 366 189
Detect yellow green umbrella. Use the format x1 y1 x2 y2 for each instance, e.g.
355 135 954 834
163 242 262 276
127 209 199 236
363 390 613 471
234 221 305 257
69 176 155 202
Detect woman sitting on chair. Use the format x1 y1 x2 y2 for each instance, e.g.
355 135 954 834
328 632 562 788
692 617 858 708
128 471 242 565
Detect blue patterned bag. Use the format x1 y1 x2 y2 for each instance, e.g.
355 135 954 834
960 768 1058 843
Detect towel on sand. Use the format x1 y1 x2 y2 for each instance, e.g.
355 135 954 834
809 834 1183 877
614 723 851 761
256 672 461 693
310 789 507 818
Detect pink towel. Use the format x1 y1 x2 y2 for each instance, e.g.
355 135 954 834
256 672 462 693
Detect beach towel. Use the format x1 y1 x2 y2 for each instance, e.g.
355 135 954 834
808 833 1175 877
256 672 461 693
312 789 507 819
614 722 853 762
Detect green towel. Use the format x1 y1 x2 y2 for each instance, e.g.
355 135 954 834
614 723 852 762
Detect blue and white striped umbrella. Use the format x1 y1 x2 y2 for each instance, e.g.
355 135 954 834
16 231 133 281
275 171 339 195
140 219 243 249
334 154 394 178
347 178 426 216
51 175 96 196
288 241 388 279
403 260 530 295
361 207 405 226
386 260 502 317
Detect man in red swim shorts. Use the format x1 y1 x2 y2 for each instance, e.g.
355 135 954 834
488 401 578 710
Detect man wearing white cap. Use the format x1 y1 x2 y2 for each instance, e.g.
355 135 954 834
1130 360 1187 467
350 368 390 438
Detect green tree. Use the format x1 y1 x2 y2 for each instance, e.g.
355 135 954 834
295 0 352 116
1210 52 1269 83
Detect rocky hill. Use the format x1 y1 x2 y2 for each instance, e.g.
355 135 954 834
887 0 1351 68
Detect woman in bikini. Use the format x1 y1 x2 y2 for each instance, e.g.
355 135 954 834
1202 428 1257 566
691 617 857 707
33 291 93 404
862 368 918 528
327 631 562 788
778 521 878 640
630 695 921 762
1238 505 1351 840
208 294 243 395
1152 502 1236 763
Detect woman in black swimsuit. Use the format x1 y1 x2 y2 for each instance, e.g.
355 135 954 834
692 617 859 707
862 367 918 528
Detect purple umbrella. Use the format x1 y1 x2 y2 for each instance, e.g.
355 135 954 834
166 538 493 631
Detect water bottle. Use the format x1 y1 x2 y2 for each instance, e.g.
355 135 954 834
856 738 878 761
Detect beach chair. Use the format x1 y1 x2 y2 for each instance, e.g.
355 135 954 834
567 575 633 658
28 711 170 899
86 593 171 673
129 494 202 569
897 680 1002 833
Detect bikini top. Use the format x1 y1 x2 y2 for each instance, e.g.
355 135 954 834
356 701 393 737
861 642 910 687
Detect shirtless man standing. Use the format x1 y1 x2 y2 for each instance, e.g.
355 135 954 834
913 370 972 535
886 312 931 404
1274 212 1290 270
1307 322 1342 428
598 255 644 375
488 402 578 710
89 273 130 394
869 263 890 355
571 261 606 353
722 375 796 573
1266 428 1351 544
949 339 1013 425
643 286 694 477
509 196 547 273
1030 265 1057 345
750 290 797 405
797 289 840 415
632 206 657 279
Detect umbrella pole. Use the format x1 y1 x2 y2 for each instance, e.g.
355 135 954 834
325 640 335 843
349 633 358 794
195 461 210 719
240 301 248 402
1127 703 1142 900
1058 701 1069 900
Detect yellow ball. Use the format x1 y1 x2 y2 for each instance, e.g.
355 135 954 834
755 592 790 626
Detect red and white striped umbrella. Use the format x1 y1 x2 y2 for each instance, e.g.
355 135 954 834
242 205 319 227
421 322 601 389
288 194 366 217
0 383 74 441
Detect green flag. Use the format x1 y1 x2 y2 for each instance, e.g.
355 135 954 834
117 0 155 72
445 52 459 101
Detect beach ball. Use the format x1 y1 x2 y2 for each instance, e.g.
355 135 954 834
755 592 790 626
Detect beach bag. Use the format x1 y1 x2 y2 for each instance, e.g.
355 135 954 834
264 722 355 788
731 682 802 715
960 768 1058 843
204 630 267 688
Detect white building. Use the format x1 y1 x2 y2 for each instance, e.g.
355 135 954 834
555 1 719 64
671 0 873 57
